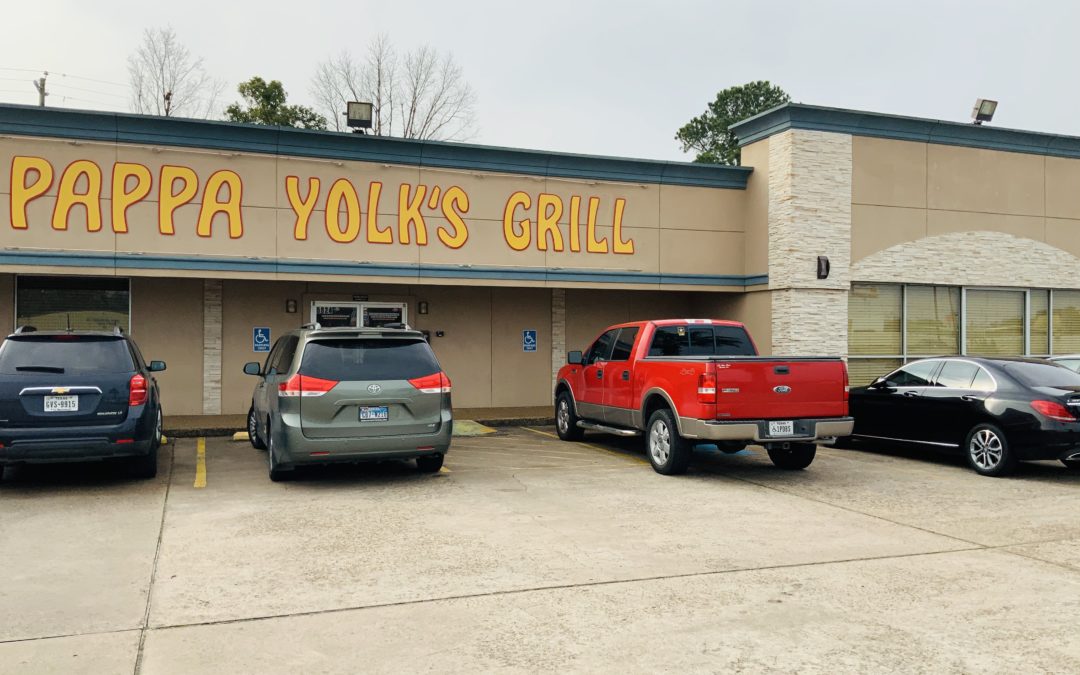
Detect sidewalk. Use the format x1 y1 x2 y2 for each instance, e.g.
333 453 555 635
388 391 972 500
164 406 554 438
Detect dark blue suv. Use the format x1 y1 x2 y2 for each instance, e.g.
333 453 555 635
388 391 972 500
0 327 166 480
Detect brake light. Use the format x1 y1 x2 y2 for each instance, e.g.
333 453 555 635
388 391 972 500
279 374 338 397
129 373 148 406
1031 400 1076 422
409 372 452 394
698 372 717 404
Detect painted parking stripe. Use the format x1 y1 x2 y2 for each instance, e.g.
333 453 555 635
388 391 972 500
523 427 650 465
194 437 207 489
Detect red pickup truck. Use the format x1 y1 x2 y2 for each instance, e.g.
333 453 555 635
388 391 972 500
554 319 853 474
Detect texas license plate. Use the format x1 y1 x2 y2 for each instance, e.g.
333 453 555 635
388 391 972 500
768 420 794 436
359 406 389 422
44 395 78 412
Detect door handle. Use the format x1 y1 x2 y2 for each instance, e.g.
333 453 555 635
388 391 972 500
902 390 919 398
621 370 630 381
961 395 978 402
596 369 603 379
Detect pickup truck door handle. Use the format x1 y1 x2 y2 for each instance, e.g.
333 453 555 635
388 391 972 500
621 370 630 381
902 390 920 398
596 369 603 379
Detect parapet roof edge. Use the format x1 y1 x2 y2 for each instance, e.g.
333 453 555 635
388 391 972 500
0 103 752 189
731 102 1080 159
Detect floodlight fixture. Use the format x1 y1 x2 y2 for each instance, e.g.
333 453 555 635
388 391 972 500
971 98 998 125
346 101 374 130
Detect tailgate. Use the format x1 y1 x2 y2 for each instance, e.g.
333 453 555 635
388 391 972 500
713 358 847 420
0 374 130 427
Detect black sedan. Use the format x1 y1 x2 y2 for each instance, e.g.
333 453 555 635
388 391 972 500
842 357 1080 476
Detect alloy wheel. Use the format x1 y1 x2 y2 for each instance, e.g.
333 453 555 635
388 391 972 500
650 420 671 465
969 428 1003 470
557 400 570 434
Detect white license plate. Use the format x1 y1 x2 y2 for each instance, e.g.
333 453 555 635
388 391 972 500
44 395 78 412
768 420 794 436
359 406 389 422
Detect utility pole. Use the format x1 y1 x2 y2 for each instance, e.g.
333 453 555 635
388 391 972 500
33 71 47 106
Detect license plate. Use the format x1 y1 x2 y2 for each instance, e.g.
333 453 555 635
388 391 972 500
44 395 78 412
768 420 794 436
359 406 389 422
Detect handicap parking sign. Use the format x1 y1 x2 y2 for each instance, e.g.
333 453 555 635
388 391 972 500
523 329 537 353
253 327 271 352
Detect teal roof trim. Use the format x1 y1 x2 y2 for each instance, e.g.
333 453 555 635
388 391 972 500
731 103 1080 159
0 104 752 189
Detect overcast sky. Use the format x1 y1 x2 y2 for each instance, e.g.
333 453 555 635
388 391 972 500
2 0 1077 161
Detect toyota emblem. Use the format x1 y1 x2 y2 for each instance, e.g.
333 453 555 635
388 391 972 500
367 384 382 394
773 385 791 394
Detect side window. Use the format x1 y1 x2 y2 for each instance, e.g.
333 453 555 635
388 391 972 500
585 330 618 365
128 341 147 370
273 337 299 374
610 327 640 361
935 361 980 388
887 360 939 387
1056 359 1080 373
264 338 285 374
971 368 996 392
649 326 688 356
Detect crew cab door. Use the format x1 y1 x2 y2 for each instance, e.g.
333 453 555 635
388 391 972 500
578 329 617 421
602 327 640 426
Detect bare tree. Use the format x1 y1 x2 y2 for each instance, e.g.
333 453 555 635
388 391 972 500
311 35 476 141
127 27 224 118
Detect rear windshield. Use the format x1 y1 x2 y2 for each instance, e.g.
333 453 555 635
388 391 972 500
0 336 134 374
300 338 440 381
648 325 756 357
1001 361 1080 389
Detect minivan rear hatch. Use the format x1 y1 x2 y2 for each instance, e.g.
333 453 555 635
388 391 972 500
298 337 447 439
0 334 134 427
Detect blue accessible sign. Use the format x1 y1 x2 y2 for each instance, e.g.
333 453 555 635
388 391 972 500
253 327 271 352
523 329 537 353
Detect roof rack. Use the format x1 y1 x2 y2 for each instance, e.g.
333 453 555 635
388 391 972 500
382 322 412 330
13 325 36 334
113 326 124 335
301 322 322 330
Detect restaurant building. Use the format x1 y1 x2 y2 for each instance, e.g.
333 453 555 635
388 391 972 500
2 102 1079 416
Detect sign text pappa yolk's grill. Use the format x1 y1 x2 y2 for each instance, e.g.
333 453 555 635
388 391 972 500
8 155 635 255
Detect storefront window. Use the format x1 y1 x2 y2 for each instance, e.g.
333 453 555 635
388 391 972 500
906 286 960 355
965 289 1024 356
848 284 901 356
311 301 407 328
1052 290 1080 354
1031 289 1050 355
16 276 129 332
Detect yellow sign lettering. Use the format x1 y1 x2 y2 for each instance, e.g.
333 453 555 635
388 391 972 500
438 186 470 249
325 178 361 243
285 175 320 241
10 156 53 230
159 165 198 235
197 170 244 239
398 184 428 245
111 163 152 234
53 160 103 232
536 193 564 252
503 191 531 251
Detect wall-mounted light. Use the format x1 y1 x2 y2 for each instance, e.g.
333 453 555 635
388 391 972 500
816 256 830 280
971 98 998 125
285 299 298 313
418 301 429 315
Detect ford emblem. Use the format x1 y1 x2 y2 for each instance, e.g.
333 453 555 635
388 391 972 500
367 384 382 394
773 385 791 394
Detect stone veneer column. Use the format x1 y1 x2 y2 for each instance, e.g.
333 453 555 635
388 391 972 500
551 288 566 394
767 129 852 356
202 279 223 415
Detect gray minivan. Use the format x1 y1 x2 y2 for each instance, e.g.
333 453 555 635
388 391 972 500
243 324 452 481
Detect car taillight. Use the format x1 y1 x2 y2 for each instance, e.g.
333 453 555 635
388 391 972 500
129 373 148 406
279 374 338 397
1031 400 1076 422
698 372 716 404
409 372 452 394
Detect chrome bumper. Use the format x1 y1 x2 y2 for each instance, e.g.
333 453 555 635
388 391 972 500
679 417 855 442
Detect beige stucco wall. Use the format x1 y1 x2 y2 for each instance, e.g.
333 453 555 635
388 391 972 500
691 289 773 355
851 135 1080 269
740 139 770 276
564 290 695 354
130 277 204 416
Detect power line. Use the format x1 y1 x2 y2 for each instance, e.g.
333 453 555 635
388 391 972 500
0 67 127 88
49 82 128 100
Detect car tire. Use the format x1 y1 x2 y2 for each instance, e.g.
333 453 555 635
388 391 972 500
965 423 1016 477
555 391 584 441
248 406 267 450
267 419 293 482
416 454 444 473
1061 459 1080 471
131 442 159 479
646 408 691 475
768 443 817 470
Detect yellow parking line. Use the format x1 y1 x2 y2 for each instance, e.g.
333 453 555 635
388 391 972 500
194 437 207 488
439 466 451 474
523 427 650 465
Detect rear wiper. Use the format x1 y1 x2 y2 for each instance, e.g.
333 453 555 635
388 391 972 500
15 365 65 373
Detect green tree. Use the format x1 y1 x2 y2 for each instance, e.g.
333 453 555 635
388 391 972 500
676 81 790 165
224 77 328 130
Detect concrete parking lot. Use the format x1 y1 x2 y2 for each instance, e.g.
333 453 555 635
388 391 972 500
1 428 1079 674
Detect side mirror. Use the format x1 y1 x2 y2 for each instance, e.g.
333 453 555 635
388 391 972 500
567 350 583 365
870 376 890 389
243 362 263 376
148 360 167 372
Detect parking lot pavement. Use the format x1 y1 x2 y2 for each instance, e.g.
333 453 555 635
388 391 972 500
1 429 1078 673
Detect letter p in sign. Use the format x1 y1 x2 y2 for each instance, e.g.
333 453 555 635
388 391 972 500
523 329 537 353
253 327 271 353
